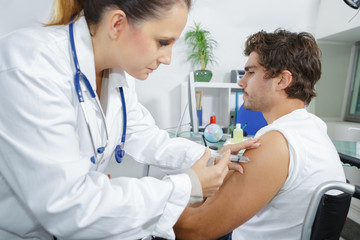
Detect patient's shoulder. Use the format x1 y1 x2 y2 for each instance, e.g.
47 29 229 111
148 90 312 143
245 130 289 165
239 130 290 192
261 130 288 151
211 130 290 226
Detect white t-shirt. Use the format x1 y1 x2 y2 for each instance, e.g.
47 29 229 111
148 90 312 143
232 109 346 240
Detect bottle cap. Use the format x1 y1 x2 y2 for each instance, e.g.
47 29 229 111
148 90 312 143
236 123 241 129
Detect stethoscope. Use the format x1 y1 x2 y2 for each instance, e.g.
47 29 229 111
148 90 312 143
69 22 126 164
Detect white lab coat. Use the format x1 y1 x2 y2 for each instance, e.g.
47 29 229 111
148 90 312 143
0 17 204 239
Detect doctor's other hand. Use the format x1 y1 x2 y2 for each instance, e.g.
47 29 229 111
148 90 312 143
218 138 261 172
191 148 230 198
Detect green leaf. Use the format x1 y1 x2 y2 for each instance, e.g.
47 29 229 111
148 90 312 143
184 22 218 70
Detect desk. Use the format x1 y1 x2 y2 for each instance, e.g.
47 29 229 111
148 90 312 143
332 140 360 168
174 131 232 150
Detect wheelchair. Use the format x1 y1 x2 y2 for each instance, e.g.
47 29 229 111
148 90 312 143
301 154 360 240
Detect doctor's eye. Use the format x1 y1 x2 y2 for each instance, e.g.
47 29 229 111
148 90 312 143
159 40 170 46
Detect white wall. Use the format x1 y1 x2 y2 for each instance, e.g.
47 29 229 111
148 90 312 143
0 0 321 129
315 0 360 120
316 0 360 43
135 0 321 129
316 43 352 119
0 0 53 35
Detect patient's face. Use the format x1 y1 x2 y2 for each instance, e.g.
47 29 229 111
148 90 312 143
239 52 274 112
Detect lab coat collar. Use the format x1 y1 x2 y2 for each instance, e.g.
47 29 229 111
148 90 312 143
73 16 96 92
108 68 129 89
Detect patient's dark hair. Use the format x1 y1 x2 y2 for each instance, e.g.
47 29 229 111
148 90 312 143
244 29 321 105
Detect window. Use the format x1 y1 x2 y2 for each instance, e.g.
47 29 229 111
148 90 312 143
345 41 360 122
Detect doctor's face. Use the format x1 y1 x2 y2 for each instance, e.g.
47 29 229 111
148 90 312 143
114 4 188 80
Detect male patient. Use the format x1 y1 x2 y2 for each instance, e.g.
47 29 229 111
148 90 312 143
174 29 346 239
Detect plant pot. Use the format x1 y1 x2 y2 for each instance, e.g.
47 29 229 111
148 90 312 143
194 70 213 82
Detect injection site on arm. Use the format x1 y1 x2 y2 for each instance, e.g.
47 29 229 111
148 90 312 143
210 152 250 164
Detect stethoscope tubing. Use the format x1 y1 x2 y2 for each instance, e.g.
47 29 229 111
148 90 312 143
69 20 125 164
119 87 127 143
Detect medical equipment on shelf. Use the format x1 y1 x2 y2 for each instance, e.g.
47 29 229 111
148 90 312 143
210 152 250 164
69 22 126 164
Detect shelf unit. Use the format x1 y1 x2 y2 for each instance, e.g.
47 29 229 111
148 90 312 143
182 72 242 133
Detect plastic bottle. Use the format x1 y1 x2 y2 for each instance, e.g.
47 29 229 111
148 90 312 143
233 123 243 143
210 112 216 124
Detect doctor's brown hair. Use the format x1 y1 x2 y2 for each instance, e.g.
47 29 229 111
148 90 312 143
244 29 322 106
48 0 192 26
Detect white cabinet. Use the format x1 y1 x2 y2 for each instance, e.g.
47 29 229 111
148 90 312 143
181 72 242 133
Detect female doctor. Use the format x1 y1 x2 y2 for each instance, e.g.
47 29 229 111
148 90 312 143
0 0 258 239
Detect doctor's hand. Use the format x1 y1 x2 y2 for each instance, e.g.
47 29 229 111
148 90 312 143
218 138 261 173
191 148 230 198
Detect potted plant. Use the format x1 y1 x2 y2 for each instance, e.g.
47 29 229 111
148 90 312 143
184 22 217 82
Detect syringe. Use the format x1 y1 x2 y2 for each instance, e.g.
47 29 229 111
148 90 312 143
210 152 250 164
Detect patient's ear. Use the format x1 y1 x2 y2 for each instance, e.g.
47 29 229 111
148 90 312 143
276 70 292 90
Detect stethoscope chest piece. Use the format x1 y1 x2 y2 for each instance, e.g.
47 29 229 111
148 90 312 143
115 145 125 163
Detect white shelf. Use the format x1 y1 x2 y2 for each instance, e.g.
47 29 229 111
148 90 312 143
184 72 243 133
194 82 241 89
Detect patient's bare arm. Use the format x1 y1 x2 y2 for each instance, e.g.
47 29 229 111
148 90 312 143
174 131 290 239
